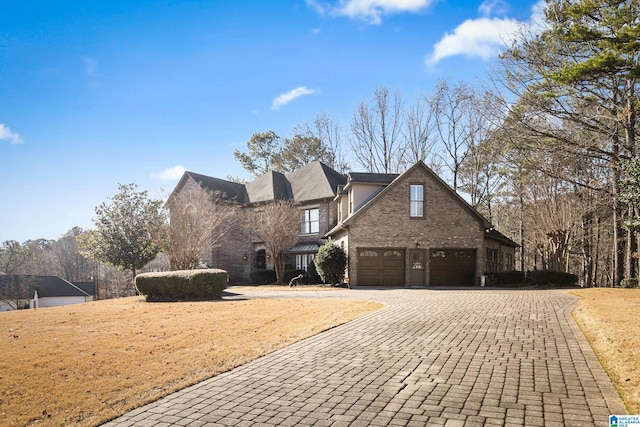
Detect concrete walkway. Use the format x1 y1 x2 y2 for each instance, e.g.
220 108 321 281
103 288 627 426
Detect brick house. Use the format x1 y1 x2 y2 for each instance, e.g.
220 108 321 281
327 161 517 287
168 161 346 284
169 160 517 286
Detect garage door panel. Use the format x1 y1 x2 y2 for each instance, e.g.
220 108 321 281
357 248 404 287
430 249 475 286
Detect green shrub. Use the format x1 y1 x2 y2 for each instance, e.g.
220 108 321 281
304 260 322 284
136 269 228 301
488 270 526 286
527 270 578 287
620 278 639 288
249 269 276 284
314 240 348 285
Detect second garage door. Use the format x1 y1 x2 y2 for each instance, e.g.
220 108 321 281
430 249 476 286
357 248 405 286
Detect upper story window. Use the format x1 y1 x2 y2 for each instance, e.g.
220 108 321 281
301 208 320 234
410 184 424 218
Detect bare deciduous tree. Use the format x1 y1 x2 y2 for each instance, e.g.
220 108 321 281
430 79 478 191
251 200 300 283
0 274 35 310
350 86 405 173
298 112 350 174
54 227 95 281
402 94 439 172
0 240 32 275
162 185 237 270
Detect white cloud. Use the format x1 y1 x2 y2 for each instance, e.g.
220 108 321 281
0 124 23 144
427 1 545 66
427 17 520 65
308 0 433 25
152 165 187 181
529 0 549 32
271 86 318 110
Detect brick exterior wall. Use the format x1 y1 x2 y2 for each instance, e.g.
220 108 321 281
342 165 487 287
170 163 515 286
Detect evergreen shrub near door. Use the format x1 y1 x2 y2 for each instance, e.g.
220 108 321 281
136 269 228 301
314 240 348 285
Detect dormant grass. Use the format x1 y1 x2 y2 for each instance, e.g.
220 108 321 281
571 288 640 414
0 294 382 426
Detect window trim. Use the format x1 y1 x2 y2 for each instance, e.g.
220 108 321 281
409 184 424 218
301 207 320 234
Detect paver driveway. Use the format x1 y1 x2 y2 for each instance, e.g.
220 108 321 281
103 288 627 426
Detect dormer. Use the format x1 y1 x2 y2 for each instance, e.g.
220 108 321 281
342 172 399 218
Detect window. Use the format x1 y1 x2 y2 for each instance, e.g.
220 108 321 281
296 254 315 271
410 184 424 217
301 208 320 234
486 248 498 273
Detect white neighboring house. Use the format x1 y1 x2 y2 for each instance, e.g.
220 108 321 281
0 275 95 311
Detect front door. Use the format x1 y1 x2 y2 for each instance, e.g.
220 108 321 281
409 249 425 287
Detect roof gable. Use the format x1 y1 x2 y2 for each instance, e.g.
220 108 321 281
340 161 491 229
187 172 249 203
169 161 345 206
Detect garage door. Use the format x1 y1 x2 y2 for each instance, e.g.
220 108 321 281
430 249 476 286
357 249 404 286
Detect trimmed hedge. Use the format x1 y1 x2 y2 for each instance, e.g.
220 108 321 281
527 270 578 286
136 269 228 301
488 270 526 286
486 269 579 287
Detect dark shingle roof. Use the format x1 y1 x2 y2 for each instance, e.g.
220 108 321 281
181 161 345 206
186 172 249 204
287 161 347 202
0 275 92 298
347 172 399 185
73 282 97 296
485 228 519 247
245 170 292 203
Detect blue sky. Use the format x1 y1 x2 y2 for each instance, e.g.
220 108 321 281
1 0 542 242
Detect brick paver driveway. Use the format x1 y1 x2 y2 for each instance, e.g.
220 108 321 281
103 288 627 426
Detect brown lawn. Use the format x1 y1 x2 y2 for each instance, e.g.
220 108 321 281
3 287 638 426
0 293 382 426
571 288 640 414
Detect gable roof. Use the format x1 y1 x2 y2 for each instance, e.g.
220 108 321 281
172 161 346 206
0 275 92 298
331 161 493 231
185 172 249 204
